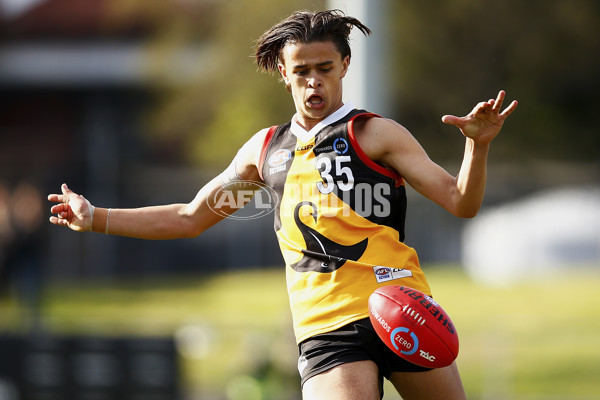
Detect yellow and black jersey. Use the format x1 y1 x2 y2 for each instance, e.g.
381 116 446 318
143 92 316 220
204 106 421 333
259 107 431 343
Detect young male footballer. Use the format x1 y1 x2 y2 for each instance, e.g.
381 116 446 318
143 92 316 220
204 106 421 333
49 10 517 400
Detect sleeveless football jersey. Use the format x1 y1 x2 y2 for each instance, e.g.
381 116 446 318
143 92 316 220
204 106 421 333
259 107 431 343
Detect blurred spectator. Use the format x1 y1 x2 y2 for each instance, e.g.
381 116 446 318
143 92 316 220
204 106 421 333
0 182 12 250
0 181 45 324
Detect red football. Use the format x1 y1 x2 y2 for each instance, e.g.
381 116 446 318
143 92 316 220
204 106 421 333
368 286 459 368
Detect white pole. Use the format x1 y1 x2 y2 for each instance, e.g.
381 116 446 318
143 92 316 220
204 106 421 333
327 0 388 115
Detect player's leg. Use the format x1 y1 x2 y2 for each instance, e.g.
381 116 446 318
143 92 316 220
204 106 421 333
389 361 466 400
302 360 381 400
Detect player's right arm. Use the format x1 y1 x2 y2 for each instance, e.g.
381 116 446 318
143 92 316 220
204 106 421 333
47 128 268 240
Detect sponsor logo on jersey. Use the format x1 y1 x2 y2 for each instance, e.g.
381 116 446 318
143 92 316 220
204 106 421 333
313 144 333 155
333 137 349 154
373 266 413 283
313 137 349 155
296 144 314 151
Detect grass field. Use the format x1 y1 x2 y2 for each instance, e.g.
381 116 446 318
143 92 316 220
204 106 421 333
2 266 600 399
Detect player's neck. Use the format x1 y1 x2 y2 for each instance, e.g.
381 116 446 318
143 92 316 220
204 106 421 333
294 102 347 132
294 116 321 132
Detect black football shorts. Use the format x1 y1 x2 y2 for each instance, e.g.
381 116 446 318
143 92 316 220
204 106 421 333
298 317 432 390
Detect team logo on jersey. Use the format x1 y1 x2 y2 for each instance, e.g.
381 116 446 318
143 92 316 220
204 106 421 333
268 149 292 175
290 201 368 273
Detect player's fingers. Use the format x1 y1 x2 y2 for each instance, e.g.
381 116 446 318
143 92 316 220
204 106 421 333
473 101 493 114
441 114 462 126
47 193 62 202
50 203 71 214
500 100 518 118
50 203 65 214
492 90 506 112
60 183 73 203
49 215 68 227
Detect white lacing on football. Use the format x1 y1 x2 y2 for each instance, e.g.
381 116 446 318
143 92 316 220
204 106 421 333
402 304 427 325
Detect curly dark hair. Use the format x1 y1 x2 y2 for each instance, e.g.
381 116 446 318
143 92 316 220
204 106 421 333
255 9 371 73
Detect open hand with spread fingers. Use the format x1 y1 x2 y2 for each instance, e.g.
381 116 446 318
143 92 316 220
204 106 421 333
442 90 518 145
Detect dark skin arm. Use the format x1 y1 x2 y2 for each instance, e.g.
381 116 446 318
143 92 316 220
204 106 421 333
353 90 517 218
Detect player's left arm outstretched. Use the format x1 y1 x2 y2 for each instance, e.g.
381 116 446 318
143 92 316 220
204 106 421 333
361 90 517 219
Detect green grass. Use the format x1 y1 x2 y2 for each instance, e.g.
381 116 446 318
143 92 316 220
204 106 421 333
2 266 600 399
425 267 600 400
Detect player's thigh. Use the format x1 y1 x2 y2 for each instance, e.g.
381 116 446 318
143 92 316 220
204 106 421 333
302 360 381 400
389 361 466 400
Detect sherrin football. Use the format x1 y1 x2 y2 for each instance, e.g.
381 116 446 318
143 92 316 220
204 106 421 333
368 286 459 368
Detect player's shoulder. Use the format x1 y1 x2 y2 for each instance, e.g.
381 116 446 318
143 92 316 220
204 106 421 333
233 126 280 181
352 115 416 159
249 126 272 146
237 127 272 156
355 115 412 138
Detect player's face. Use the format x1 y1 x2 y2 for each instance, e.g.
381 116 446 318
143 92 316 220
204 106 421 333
278 40 349 131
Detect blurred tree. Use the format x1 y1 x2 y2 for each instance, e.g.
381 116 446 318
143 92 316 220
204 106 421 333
185 0 310 167
107 0 599 166
388 0 600 162
106 0 322 168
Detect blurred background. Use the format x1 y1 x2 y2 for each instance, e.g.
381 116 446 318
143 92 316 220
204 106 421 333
0 0 599 399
